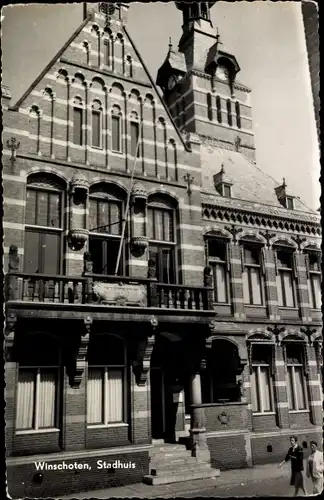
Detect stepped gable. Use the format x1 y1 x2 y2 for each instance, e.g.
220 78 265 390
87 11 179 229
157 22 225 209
200 138 316 215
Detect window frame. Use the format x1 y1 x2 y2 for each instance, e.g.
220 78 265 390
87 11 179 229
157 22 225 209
16 364 60 433
73 102 84 146
242 245 264 306
91 104 103 150
206 238 230 304
87 336 127 427
251 363 275 414
285 344 308 412
111 111 122 153
276 249 297 308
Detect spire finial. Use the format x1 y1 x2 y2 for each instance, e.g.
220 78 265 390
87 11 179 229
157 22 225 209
282 177 287 187
169 36 173 50
220 163 225 175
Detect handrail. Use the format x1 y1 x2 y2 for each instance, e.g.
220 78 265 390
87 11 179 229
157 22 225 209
6 271 86 281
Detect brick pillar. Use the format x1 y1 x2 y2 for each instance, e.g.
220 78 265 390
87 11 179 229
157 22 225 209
273 344 289 429
294 252 312 322
305 343 322 426
130 369 151 445
263 247 280 320
229 242 245 319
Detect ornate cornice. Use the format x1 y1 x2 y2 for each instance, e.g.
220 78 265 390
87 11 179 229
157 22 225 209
202 202 320 235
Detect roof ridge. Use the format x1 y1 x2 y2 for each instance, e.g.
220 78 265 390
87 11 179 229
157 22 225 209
11 13 93 111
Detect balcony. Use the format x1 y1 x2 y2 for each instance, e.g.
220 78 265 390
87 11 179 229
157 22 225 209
5 272 213 315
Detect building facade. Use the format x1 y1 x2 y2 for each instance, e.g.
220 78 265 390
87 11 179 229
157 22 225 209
3 2 322 497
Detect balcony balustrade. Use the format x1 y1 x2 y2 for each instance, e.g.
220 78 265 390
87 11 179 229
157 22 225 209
5 272 213 311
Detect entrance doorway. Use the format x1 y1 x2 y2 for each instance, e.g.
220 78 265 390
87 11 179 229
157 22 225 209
150 367 166 439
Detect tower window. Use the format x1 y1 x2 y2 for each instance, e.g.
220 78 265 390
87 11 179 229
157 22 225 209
235 102 241 129
216 96 222 123
227 100 232 127
216 183 231 198
207 93 213 121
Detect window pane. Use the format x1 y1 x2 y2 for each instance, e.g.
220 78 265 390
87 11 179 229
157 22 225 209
110 202 122 236
215 264 227 303
163 211 173 242
154 210 164 241
243 270 250 304
26 189 37 225
223 185 231 198
105 240 122 276
311 275 321 309
112 116 121 151
89 200 98 232
106 369 123 423
130 122 139 157
36 191 49 227
89 238 104 274
251 268 262 305
294 366 306 410
208 241 226 261
287 367 294 410
251 368 259 412
147 208 154 240
283 271 295 307
105 41 110 66
87 368 103 424
43 233 61 275
98 201 110 233
73 108 83 145
38 370 56 428
16 370 35 429
277 251 292 268
92 110 101 148
24 230 41 273
48 193 61 228
259 366 271 412
276 275 284 306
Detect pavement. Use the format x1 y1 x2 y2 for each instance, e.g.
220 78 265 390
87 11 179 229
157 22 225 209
60 463 308 498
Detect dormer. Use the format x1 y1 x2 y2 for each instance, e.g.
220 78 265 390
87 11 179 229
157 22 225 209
213 164 233 197
156 39 187 95
275 178 295 210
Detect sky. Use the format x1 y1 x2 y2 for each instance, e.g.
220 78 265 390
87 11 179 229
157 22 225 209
1 1 320 211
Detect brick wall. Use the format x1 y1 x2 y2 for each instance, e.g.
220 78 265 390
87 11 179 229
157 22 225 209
208 433 249 470
7 450 149 498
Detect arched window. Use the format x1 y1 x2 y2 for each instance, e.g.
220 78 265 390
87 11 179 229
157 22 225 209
83 41 90 66
157 117 168 178
216 96 222 123
16 333 60 432
130 111 140 158
305 251 321 309
104 39 111 67
147 195 176 284
275 247 297 307
226 99 232 126
88 184 125 275
24 173 64 275
207 93 213 121
168 139 178 182
91 99 103 149
235 101 241 129
73 96 84 146
111 105 122 152
241 245 264 305
205 238 230 303
87 335 127 425
285 343 308 411
250 344 274 413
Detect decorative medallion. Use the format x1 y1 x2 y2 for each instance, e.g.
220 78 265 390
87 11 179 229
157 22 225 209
218 411 230 426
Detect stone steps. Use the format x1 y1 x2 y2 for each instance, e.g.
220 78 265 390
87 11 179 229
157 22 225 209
143 467 220 486
149 459 214 474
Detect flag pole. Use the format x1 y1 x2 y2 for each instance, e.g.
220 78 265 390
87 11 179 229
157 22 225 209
114 103 145 276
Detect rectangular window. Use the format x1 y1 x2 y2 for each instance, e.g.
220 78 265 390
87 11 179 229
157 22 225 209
286 345 307 411
73 107 83 146
130 121 140 157
112 115 121 152
89 237 123 275
286 197 294 210
147 207 174 242
87 367 124 425
92 110 102 148
149 245 175 284
276 251 296 307
24 230 61 275
223 185 231 198
207 240 229 304
104 41 111 66
251 345 274 413
16 368 57 430
243 247 263 305
89 199 122 235
308 253 321 309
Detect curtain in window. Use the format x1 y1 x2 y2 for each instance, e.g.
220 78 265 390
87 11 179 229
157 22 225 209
155 210 164 241
87 368 103 424
38 370 56 428
211 264 227 303
259 366 271 411
309 275 321 309
287 367 294 410
106 369 123 423
283 272 294 306
243 271 250 304
251 368 259 412
294 367 306 409
251 268 262 305
16 370 35 429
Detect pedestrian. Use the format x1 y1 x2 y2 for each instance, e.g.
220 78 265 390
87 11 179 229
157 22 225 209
278 435 307 496
306 440 323 495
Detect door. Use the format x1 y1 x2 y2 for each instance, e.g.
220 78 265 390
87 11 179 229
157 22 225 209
150 367 165 439
89 237 123 275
